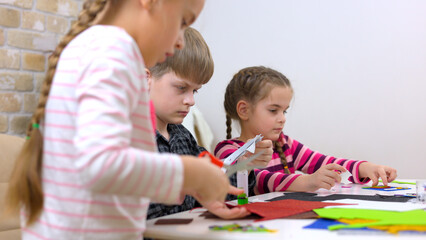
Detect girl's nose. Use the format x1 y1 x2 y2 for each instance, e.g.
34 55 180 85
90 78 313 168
279 112 286 123
175 31 185 50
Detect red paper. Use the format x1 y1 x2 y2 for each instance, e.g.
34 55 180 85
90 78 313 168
242 199 349 222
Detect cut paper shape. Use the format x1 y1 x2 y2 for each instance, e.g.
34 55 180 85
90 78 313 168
339 171 352 184
303 218 341 230
362 185 410 191
240 199 350 222
338 219 426 234
222 134 263 165
323 199 426 211
209 223 277 233
313 208 426 231
303 218 372 232
369 225 426 234
380 180 416 185
154 218 193 225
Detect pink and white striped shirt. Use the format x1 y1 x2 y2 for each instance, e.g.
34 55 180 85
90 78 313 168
215 133 369 195
22 26 183 240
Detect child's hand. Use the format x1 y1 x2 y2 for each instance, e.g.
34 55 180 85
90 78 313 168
181 156 249 219
180 155 232 204
290 164 346 192
358 162 397 186
201 186 250 219
245 139 273 167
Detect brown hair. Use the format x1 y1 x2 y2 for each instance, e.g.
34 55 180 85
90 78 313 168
6 0 108 226
149 27 214 85
224 66 292 174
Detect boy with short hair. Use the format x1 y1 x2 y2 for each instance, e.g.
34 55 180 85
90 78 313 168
146 27 214 219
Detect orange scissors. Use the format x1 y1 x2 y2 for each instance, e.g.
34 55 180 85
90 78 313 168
199 151 264 177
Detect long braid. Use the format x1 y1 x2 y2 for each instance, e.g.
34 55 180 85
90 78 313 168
274 141 291 174
226 114 232 139
6 0 108 226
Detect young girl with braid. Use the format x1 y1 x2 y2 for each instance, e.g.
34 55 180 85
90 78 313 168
6 0 248 239
215 66 397 195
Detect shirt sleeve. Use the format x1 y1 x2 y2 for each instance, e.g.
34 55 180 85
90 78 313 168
73 40 183 204
230 134 370 194
286 135 369 184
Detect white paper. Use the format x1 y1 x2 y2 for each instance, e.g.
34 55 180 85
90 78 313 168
222 134 262 165
339 171 352 184
237 170 249 196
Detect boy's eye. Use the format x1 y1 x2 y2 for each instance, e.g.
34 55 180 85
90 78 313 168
175 85 186 91
181 19 188 28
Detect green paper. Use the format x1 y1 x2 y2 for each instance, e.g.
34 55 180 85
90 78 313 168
380 180 416 185
313 208 426 230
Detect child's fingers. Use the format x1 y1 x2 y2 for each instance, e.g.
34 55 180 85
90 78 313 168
322 168 341 183
370 173 379 186
324 163 346 173
204 201 250 220
318 179 334 190
388 168 397 182
227 185 244 196
377 168 388 186
324 175 337 188
256 139 272 149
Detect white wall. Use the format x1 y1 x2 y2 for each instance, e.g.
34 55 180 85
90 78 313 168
192 0 426 179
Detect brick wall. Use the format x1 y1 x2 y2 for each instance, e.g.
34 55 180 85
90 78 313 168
0 0 82 136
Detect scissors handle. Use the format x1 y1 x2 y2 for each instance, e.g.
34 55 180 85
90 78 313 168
199 151 224 168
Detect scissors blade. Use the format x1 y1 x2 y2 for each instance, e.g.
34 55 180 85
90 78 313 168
225 150 265 177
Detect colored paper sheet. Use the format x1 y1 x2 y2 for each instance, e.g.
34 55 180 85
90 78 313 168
362 186 410 191
323 199 426 211
313 208 426 230
337 219 426 234
303 219 342 229
380 180 416 185
304 219 373 232
369 225 426 234
267 192 411 203
242 199 349 222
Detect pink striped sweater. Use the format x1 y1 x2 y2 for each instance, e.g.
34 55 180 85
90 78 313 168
22 26 183 240
215 133 368 195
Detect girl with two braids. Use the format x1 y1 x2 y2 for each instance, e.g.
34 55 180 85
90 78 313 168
6 0 247 239
215 66 397 195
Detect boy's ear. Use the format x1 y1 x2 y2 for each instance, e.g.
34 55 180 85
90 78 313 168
236 100 250 121
146 68 152 90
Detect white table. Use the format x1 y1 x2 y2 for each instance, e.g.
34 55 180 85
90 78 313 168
144 179 425 240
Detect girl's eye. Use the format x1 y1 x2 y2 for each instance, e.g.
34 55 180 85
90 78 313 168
193 89 198 94
284 110 288 114
269 109 277 113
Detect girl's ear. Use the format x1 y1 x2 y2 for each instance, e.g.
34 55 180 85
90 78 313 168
236 100 250 121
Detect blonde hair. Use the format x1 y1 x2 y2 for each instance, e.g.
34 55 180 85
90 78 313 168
224 66 292 174
6 0 108 226
149 27 214 85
